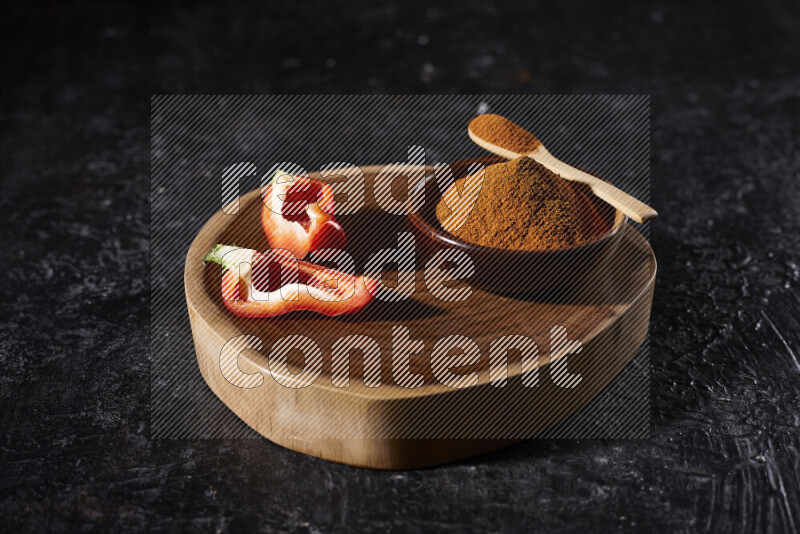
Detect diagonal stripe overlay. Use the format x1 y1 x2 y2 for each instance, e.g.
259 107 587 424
151 95 651 439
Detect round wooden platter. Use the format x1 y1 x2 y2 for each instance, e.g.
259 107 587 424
185 164 656 469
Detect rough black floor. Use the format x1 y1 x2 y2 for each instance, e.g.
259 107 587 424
1 1 799 532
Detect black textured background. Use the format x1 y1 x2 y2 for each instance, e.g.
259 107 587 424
1 0 799 532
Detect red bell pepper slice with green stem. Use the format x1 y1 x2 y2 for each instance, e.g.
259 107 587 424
261 170 346 259
203 244 378 318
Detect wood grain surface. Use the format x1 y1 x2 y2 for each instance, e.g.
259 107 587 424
184 165 656 468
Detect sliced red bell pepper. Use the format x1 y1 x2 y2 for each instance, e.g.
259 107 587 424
261 171 346 259
203 244 378 318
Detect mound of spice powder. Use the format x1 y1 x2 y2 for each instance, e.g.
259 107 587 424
436 156 603 251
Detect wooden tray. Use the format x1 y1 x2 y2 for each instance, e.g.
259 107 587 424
185 164 656 469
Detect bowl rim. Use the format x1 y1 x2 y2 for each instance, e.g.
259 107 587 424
407 168 629 259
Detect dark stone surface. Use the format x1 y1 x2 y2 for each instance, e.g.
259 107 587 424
1 0 799 532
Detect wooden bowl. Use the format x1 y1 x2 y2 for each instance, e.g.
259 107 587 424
184 163 656 469
408 157 627 294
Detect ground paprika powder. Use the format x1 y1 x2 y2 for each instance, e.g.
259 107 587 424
470 113 542 154
436 156 606 251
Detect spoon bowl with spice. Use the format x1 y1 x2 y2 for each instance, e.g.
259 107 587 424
408 156 627 294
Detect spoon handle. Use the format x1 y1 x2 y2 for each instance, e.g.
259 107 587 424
532 149 658 223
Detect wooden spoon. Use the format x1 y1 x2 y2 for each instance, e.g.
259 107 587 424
468 114 658 223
